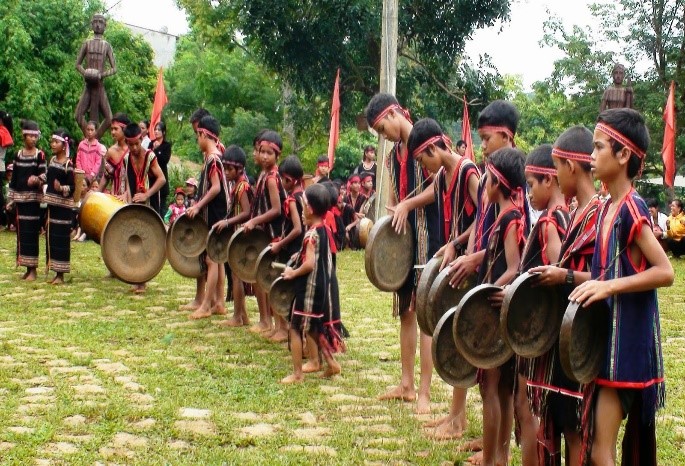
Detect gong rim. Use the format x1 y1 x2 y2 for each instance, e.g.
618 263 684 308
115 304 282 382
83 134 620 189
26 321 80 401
255 246 289 293
165 229 203 278
432 306 478 388
170 213 209 257
452 284 512 369
364 216 414 292
416 256 444 335
269 277 295 317
206 225 233 264
426 270 476 336
358 218 374 248
500 272 564 358
559 300 609 384
227 228 272 284
101 204 167 284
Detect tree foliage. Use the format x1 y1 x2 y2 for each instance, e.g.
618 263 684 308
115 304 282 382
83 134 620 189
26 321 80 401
0 0 156 149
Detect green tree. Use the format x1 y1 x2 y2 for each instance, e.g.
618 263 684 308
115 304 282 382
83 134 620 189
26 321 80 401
0 0 156 149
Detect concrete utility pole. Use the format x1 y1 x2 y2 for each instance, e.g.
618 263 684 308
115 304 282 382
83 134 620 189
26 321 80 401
375 0 399 221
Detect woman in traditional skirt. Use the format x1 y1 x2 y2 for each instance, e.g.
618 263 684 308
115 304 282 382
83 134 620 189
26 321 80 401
8 120 46 281
44 129 75 285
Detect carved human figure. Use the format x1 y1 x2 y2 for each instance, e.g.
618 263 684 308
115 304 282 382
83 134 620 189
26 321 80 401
75 14 117 139
600 63 633 111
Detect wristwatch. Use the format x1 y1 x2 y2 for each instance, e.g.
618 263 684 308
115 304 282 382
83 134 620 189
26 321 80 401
565 269 574 285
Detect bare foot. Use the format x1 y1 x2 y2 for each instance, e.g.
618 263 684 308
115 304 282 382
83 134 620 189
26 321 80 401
189 306 213 320
457 438 483 453
378 385 416 402
423 415 450 428
132 284 146 294
465 451 483 465
50 276 64 285
426 418 465 440
268 329 289 343
249 323 270 334
262 328 277 338
415 394 431 415
302 361 321 373
322 361 341 378
24 270 36 282
212 305 227 316
280 373 304 384
180 301 201 311
216 317 246 327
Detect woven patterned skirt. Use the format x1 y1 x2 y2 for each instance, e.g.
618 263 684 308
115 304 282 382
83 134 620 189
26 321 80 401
16 201 41 268
46 204 72 273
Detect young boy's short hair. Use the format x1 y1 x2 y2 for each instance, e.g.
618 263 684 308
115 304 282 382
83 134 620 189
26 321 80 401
407 118 448 157
256 130 282 154
305 183 332 217
488 147 526 198
457 140 467 148
123 123 142 139
596 108 650 179
477 100 519 137
198 115 221 139
553 125 594 172
222 144 246 169
190 108 210 125
365 93 401 127
112 113 131 127
317 155 329 165
321 181 339 208
646 198 660 209
279 154 304 180
525 144 554 182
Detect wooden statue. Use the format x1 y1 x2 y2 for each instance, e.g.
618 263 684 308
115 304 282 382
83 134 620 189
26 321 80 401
75 14 117 139
600 63 633 112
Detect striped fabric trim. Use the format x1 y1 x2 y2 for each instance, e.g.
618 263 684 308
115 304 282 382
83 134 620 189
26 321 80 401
43 193 74 209
48 260 70 273
17 255 39 267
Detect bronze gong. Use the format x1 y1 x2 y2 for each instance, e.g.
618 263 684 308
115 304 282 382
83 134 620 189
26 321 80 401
255 246 290 293
170 213 208 257
432 306 478 388
270 277 295 318
364 215 414 292
206 225 232 264
426 270 476 336
415 256 443 336
559 300 610 384
227 228 271 284
500 272 564 358
166 228 203 278
452 284 512 369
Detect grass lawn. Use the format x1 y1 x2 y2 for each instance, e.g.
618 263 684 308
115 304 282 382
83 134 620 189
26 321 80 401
0 229 683 465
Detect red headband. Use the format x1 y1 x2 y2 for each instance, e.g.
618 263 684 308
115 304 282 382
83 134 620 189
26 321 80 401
197 127 219 142
479 125 515 142
223 160 244 170
125 134 142 143
551 147 592 163
361 174 373 181
317 161 330 167
411 134 453 158
371 104 412 128
111 122 127 129
525 165 557 177
348 175 360 183
22 129 41 136
487 163 513 192
595 123 646 159
257 140 281 154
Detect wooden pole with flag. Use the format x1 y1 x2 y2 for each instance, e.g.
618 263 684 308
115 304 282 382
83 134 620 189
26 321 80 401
461 96 475 162
662 81 676 188
150 67 168 133
327 68 341 169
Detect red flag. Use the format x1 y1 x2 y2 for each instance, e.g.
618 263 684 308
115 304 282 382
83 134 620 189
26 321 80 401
662 81 676 187
461 96 475 161
150 67 168 133
327 69 341 169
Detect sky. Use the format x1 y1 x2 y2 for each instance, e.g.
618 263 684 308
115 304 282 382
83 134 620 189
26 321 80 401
109 0 605 90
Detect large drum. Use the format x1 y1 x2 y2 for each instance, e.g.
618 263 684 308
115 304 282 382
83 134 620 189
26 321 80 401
206 225 233 264
500 272 564 358
227 228 271 284
166 229 203 278
364 215 414 292
170 213 208 257
73 169 85 204
452 284 511 369
79 192 167 284
425 270 476 336
432 307 477 388
559 300 610 384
